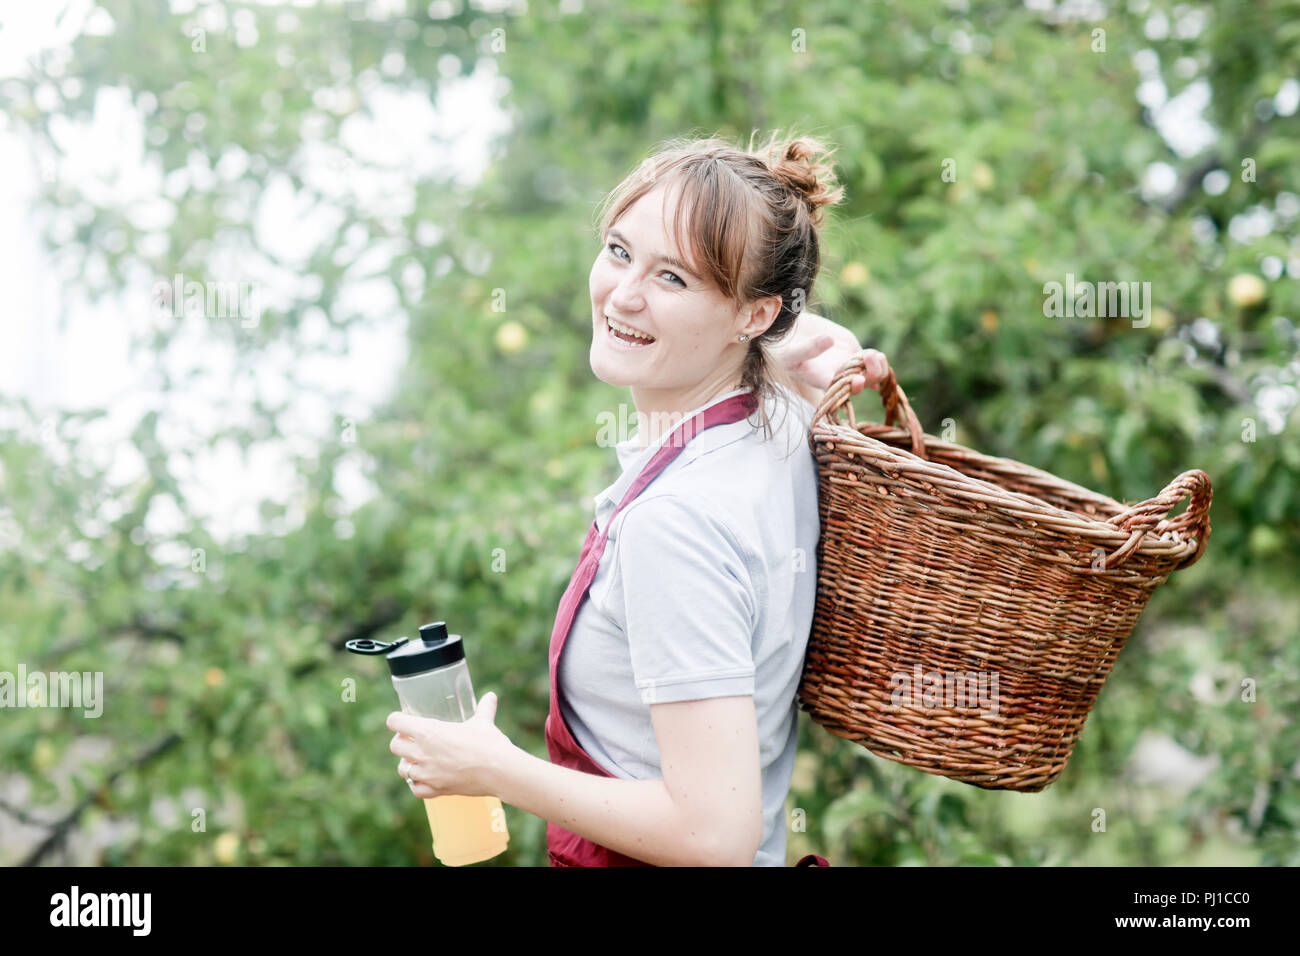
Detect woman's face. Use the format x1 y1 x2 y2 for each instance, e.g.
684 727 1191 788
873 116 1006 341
588 183 755 403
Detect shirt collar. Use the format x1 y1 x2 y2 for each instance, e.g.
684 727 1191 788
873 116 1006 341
593 387 753 533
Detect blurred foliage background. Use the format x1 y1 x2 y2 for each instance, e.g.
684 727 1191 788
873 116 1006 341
1 0 1297 867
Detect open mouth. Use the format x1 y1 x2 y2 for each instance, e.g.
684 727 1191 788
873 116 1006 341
606 315 657 348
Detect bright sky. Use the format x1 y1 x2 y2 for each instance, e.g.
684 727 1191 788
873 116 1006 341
0 0 510 550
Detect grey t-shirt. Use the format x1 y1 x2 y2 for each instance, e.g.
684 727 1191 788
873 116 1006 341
558 383 820 866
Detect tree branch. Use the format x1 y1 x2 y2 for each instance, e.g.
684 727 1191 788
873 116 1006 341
291 598 405 678
40 615 187 668
0 796 59 829
1190 357 1254 405
20 732 182 867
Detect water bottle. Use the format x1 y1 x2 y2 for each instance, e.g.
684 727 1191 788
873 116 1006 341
347 621 509 866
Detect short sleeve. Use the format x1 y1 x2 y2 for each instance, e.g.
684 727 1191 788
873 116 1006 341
612 494 757 705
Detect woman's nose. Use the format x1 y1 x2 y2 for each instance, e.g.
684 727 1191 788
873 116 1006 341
609 273 645 311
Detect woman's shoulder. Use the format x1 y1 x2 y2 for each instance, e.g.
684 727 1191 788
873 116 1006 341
738 382 817 464
611 489 756 565
774 381 818 428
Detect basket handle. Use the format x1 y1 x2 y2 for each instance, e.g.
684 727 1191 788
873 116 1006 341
813 349 927 459
1099 469 1213 570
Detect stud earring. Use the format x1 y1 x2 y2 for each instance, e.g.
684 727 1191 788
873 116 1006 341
739 334 750 342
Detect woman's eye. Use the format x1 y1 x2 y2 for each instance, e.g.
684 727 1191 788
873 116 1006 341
607 242 684 286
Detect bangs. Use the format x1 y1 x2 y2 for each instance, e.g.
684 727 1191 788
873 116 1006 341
598 153 756 303
662 168 752 301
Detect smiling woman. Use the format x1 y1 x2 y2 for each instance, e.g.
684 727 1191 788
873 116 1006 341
485 131 848 867
587 132 846 448
382 133 877 868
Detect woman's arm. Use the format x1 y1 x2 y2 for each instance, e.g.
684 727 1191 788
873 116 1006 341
489 695 763 866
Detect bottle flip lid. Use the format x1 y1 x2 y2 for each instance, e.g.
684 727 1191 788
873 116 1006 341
345 621 466 677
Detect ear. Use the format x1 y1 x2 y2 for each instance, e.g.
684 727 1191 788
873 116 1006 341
743 294 783 338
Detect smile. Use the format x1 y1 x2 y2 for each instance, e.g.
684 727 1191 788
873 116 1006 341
605 315 657 349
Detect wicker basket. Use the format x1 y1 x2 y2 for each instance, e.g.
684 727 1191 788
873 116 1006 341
797 350 1212 792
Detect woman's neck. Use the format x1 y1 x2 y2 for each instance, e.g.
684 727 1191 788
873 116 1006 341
629 370 748 448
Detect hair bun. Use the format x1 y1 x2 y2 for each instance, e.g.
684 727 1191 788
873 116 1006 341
764 134 845 227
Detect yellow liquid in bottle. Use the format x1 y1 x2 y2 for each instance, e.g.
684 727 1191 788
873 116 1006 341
423 794 509 866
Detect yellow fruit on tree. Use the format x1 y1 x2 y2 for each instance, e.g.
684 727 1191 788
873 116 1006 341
495 320 528 353
215 832 240 864
1227 274 1266 308
841 262 870 286
34 739 56 770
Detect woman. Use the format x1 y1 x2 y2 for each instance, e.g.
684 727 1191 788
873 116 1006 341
387 131 888 866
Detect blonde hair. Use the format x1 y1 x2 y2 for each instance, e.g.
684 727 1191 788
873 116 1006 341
595 129 845 442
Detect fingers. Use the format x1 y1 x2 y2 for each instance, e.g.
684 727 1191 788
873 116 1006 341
784 334 834 367
861 349 888 386
400 759 431 796
399 758 439 798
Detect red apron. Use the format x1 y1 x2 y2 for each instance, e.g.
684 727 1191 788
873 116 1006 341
544 390 828 868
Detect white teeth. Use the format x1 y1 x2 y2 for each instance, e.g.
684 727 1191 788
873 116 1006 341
608 317 655 342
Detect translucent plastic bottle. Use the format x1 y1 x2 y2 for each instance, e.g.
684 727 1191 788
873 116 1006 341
347 622 509 866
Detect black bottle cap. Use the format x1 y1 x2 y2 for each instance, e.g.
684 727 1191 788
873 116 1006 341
382 621 465 677
345 622 465 676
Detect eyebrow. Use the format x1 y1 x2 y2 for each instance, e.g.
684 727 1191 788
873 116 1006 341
606 228 700 281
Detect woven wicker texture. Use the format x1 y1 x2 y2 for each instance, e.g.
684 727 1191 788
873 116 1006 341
797 351 1212 791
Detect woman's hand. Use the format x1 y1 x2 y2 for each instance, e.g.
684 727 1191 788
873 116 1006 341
387 692 514 799
772 311 888 401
